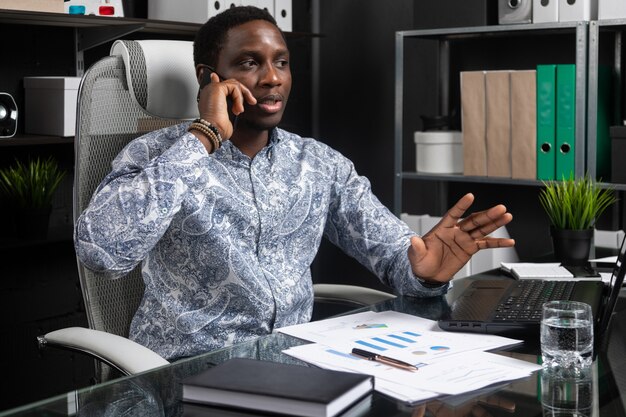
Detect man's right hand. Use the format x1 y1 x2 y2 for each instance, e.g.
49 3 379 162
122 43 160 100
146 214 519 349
196 72 257 143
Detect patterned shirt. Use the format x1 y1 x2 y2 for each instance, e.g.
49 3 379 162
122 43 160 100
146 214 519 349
74 123 448 360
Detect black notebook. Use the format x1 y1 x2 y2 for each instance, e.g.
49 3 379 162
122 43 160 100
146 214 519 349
181 358 374 417
438 235 626 344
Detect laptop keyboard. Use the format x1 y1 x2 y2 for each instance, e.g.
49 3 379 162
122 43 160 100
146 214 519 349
493 280 576 322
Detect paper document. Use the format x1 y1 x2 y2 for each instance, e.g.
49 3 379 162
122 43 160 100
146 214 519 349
279 310 521 365
500 262 574 278
279 310 539 403
283 343 540 397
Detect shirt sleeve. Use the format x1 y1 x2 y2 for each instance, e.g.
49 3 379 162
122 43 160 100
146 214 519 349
323 152 449 297
74 128 210 277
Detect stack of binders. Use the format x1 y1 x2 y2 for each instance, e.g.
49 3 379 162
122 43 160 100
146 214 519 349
460 69 537 180
537 64 612 181
461 63 612 182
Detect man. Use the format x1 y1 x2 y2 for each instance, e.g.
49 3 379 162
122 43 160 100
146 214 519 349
74 6 514 361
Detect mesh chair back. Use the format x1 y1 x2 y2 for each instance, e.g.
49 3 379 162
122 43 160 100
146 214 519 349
74 43 184 380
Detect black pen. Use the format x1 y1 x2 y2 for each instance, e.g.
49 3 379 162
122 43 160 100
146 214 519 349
351 348 419 372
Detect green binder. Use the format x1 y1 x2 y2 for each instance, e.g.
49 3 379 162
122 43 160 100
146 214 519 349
555 64 576 181
536 64 556 180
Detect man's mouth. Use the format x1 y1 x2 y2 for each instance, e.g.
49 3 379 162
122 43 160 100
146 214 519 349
256 94 284 114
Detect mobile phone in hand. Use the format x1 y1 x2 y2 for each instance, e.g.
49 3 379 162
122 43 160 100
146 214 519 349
196 67 215 102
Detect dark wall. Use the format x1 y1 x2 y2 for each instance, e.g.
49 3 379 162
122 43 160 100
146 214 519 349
311 0 415 290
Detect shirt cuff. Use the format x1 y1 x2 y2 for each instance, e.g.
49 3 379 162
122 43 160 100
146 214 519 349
414 275 447 289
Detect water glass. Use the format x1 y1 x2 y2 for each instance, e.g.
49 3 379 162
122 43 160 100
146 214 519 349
541 369 594 417
540 300 593 377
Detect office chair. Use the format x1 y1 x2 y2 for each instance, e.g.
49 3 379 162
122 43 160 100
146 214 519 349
37 40 395 381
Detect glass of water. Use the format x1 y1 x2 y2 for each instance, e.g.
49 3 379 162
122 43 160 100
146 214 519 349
541 300 593 377
541 369 594 417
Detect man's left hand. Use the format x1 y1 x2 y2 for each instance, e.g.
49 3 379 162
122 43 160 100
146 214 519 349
408 193 515 285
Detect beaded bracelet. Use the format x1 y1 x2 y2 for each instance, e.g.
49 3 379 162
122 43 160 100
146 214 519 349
188 123 219 151
195 118 223 147
187 119 222 152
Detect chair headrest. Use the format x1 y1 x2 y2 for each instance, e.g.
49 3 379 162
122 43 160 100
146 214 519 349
110 40 199 120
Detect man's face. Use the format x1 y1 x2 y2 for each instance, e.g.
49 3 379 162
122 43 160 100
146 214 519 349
215 20 292 131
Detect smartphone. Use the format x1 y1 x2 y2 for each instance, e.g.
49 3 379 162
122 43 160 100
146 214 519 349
197 66 235 123
196 67 215 102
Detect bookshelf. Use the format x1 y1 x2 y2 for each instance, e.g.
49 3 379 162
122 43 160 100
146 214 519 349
393 21 590 216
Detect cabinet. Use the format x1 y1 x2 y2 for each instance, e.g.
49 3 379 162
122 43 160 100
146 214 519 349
393 22 596 216
0 9 203 148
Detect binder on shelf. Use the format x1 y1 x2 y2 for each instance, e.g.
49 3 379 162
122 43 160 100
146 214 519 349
558 0 598 21
555 64 576 180
599 0 626 20
511 70 537 180
595 65 612 181
536 64 557 181
148 0 222 23
485 70 512 178
461 71 488 176
533 0 559 23
247 0 274 15
274 0 293 32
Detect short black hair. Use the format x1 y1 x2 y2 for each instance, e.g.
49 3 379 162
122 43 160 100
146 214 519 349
193 5 284 68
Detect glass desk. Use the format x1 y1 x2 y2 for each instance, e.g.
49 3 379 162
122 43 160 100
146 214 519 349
2 273 626 417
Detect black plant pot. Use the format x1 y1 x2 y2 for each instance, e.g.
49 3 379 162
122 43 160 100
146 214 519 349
550 227 593 266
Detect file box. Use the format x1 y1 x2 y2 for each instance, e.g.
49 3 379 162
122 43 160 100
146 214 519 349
414 131 463 174
148 1 292 31
24 77 81 137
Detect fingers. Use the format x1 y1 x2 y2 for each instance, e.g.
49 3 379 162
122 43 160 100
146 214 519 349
476 237 516 250
459 204 512 240
198 77 256 140
439 193 474 228
228 81 257 115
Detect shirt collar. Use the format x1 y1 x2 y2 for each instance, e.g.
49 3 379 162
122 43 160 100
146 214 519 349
214 127 284 162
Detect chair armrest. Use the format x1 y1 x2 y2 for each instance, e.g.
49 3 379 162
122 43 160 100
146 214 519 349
39 327 169 376
313 284 396 307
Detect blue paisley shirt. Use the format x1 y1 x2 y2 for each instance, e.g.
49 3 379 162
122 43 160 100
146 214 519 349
74 123 448 360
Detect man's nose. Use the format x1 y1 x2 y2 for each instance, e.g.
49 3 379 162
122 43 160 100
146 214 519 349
259 64 281 86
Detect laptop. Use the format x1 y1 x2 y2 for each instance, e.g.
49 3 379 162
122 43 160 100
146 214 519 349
438 236 626 344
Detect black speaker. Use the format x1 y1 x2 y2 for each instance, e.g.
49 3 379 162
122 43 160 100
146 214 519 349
0 93 17 138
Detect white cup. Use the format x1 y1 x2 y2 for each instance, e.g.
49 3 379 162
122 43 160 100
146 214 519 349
540 300 593 377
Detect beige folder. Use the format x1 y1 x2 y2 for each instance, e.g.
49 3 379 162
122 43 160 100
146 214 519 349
485 70 512 178
461 71 487 176
510 70 537 180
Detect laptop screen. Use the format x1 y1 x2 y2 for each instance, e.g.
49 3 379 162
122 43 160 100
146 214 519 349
596 235 626 344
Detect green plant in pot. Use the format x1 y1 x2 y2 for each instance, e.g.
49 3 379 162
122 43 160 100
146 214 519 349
0 157 66 239
539 174 617 266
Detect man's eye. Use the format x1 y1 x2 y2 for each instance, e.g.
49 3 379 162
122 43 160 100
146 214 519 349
240 60 257 68
276 60 289 68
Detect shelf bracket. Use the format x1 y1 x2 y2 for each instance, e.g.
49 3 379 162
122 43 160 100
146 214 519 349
73 24 144 76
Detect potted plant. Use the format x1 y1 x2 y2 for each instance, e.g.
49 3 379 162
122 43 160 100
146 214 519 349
0 157 66 238
539 174 618 266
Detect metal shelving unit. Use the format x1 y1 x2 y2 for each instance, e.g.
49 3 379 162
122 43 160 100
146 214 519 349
394 22 589 216
588 19 626 181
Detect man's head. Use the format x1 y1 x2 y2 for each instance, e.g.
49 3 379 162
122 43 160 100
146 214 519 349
193 6 285 69
194 6 291 133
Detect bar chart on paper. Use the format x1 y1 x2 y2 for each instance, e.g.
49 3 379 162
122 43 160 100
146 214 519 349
354 332 450 356
278 311 521 366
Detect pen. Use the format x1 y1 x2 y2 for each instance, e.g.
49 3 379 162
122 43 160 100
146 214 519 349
351 348 419 372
